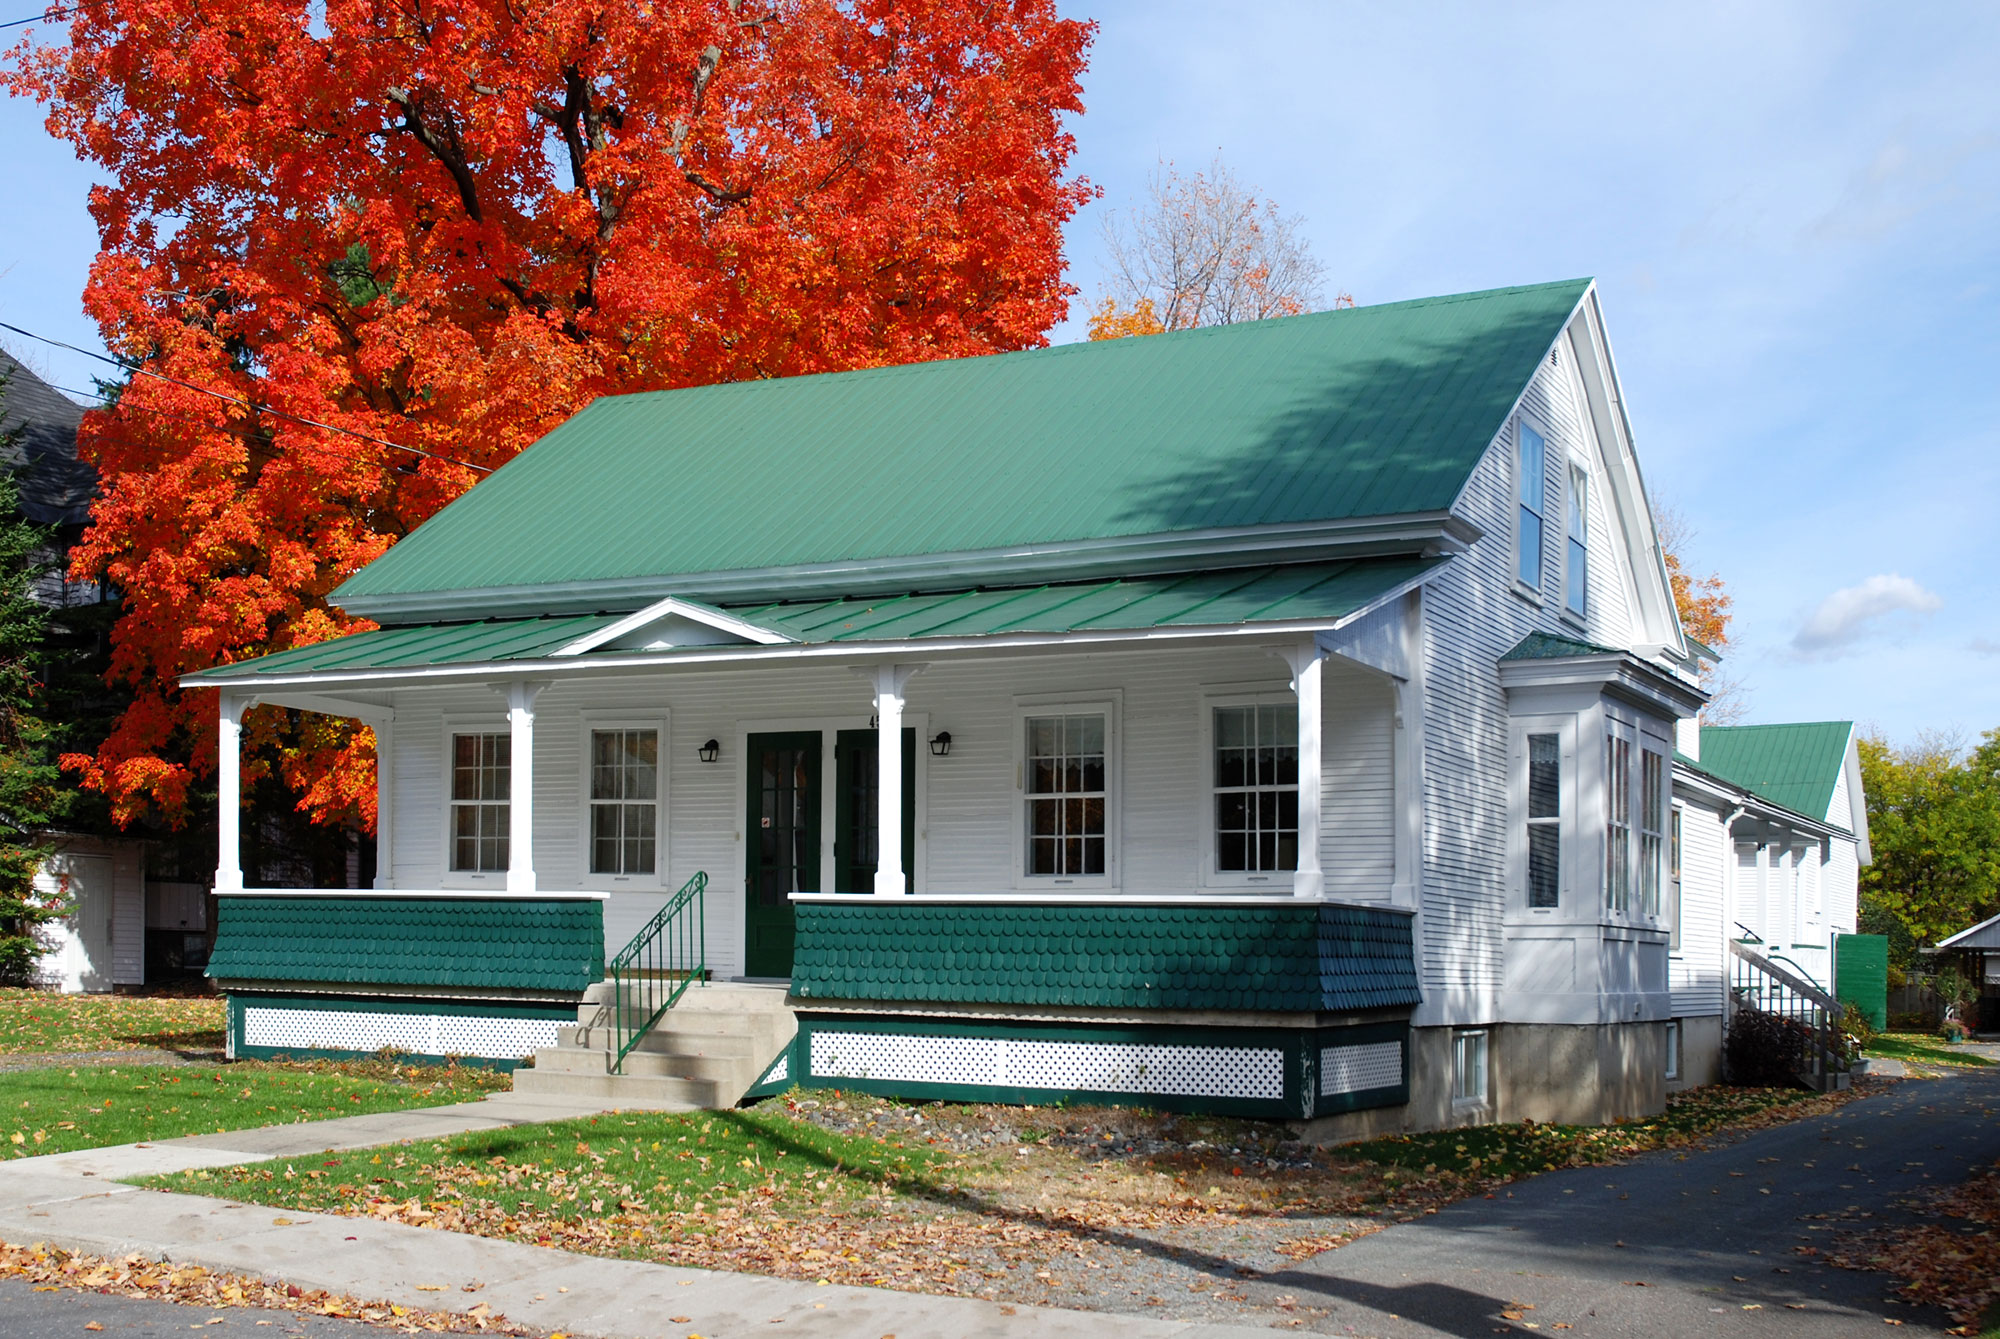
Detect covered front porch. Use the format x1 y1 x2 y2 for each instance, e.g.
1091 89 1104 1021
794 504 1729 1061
193 568 1431 1110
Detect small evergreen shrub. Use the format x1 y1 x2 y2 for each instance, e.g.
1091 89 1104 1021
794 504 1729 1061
1725 1006 1811 1087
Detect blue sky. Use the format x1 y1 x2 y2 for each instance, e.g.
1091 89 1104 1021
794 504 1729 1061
2 2 1995 745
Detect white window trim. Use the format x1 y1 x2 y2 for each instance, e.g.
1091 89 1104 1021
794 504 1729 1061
1452 1028 1490 1107
1198 686 1302 890
1011 692 1121 891
1602 706 1675 930
1664 1019 1681 1080
577 713 670 890
1506 713 1576 921
1562 457 1590 624
440 715 510 889
1511 413 1554 603
1667 802 1685 956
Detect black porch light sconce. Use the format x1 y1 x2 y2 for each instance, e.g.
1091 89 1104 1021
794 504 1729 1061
928 731 953 758
698 738 721 763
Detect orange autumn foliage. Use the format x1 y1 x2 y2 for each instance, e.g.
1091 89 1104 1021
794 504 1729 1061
7 0 1095 829
1086 297 1166 340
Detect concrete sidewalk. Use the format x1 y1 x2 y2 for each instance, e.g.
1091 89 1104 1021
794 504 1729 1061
0 1092 1268 1339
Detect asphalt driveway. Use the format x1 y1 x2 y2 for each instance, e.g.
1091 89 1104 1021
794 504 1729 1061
1267 1068 2000 1337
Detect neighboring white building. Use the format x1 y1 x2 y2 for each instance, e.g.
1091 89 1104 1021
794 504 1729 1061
1667 721 1870 1087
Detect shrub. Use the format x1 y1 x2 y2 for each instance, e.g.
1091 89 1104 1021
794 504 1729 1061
1725 1006 1811 1087
1839 1002 1876 1055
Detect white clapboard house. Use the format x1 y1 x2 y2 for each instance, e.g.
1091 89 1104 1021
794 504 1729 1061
189 279 1848 1133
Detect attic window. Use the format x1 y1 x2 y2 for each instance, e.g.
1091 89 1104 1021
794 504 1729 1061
1516 422 1547 589
1565 463 1588 617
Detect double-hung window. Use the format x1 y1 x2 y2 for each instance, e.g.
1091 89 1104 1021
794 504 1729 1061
1605 729 1632 913
450 733 510 873
1526 732 1561 908
1212 702 1300 876
1024 713 1107 877
1638 749 1665 917
1565 463 1589 617
1668 806 1684 952
1517 422 1547 589
589 728 659 877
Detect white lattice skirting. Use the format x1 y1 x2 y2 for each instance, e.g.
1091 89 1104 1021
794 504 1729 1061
809 1031 1284 1100
1319 1040 1402 1096
241 1006 560 1060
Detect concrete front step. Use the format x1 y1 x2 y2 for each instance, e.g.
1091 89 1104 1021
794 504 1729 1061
532 1045 755 1085
510 1066 718 1109
533 980 799 1110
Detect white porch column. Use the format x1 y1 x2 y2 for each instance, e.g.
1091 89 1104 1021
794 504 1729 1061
505 682 544 893
871 664 922 896
372 719 394 889
214 690 249 893
1283 641 1325 900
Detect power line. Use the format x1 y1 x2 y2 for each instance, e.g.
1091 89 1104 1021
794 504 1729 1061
0 6 76 28
0 320 493 474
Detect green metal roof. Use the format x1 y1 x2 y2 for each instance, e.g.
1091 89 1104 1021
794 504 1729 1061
191 556 1438 682
1696 722 1855 824
1500 630 1619 660
195 614 622 680
333 280 1589 608
741 557 1437 642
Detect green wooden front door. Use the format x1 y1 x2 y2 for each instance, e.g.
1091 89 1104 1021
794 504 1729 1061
744 731 821 978
834 728 915 894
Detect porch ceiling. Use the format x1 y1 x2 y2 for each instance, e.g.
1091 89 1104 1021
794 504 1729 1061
185 555 1442 685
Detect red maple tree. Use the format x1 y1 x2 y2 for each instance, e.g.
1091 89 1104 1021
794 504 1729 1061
8 0 1094 830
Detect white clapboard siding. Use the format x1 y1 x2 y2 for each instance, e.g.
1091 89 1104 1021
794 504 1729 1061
1420 354 1661 1007
1669 796 1727 1016
1321 660 1395 897
386 641 1398 977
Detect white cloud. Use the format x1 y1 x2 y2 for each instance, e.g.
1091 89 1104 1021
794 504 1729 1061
1970 637 2000 657
1792 574 1942 656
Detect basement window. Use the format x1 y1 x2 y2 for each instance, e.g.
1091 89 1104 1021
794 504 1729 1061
1452 1030 1489 1105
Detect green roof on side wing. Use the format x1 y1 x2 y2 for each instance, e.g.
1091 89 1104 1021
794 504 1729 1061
1697 722 1856 825
331 280 1591 616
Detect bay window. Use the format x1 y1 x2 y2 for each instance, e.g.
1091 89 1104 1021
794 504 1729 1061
1526 732 1561 908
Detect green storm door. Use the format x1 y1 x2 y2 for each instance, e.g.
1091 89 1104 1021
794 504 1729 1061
744 731 822 978
834 728 916 895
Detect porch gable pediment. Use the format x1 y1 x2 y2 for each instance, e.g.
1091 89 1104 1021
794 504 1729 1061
551 595 794 654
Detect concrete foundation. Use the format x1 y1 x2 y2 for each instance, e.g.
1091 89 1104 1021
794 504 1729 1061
1668 1014 1723 1093
1297 1019 1672 1145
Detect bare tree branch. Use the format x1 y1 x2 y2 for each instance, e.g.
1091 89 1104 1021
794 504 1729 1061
1098 155 1327 329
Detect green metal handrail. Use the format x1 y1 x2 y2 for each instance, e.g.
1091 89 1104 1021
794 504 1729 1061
607 871 707 1073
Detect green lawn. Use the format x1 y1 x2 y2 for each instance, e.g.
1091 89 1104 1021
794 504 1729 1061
1866 1032 1995 1068
0 990 225 1055
4 1061 507 1157
146 1107 943 1226
1346 1085 1826 1180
